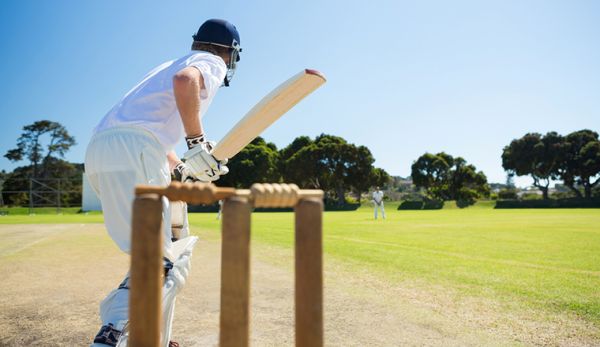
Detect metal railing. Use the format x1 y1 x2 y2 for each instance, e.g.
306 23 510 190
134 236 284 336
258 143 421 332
0 177 82 214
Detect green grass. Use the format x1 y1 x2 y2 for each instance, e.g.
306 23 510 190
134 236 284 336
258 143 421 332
0 207 104 224
0 207 87 215
2 202 599 324
188 204 600 324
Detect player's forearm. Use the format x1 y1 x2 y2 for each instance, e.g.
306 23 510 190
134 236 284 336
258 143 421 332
173 67 204 138
167 151 181 171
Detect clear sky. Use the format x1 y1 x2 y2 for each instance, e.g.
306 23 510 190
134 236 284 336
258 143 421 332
0 0 598 187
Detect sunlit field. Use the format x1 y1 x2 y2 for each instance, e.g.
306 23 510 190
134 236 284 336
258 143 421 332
2 203 599 326
188 203 600 325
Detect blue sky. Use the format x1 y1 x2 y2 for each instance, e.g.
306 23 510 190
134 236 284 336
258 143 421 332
0 0 598 187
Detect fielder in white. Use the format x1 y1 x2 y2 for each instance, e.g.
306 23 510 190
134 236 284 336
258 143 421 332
216 199 224 220
372 186 386 220
85 19 242 347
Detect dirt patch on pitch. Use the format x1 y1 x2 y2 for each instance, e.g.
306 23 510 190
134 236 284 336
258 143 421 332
0 224 598 346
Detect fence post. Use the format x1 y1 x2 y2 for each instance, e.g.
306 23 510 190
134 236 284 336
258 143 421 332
28 178 33 214
57 179 61 214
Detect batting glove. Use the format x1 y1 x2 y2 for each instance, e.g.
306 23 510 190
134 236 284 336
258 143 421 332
172 162 196 183
182 135 228 182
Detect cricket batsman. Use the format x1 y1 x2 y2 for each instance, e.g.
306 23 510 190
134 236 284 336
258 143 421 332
85 19 242 347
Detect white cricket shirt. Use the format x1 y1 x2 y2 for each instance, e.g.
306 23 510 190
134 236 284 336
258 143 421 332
94 51 227 152
372 190 384 203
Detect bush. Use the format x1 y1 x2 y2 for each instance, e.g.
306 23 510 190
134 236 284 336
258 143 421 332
398 192 427 201
324 203 361 211
398 201 424 210
398 199 444 210
521 193 543 200
187 203 219 212
345 196 359 204
550 191 576 199
456 198 475 208
495 198 600 208
423 199 444 210
498 189 518 200
188 202 361 212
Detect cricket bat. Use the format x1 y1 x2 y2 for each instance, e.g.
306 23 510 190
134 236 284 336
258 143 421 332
211 69 326 161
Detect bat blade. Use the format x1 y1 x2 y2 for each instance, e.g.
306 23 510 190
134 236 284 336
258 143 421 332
211 69 326 161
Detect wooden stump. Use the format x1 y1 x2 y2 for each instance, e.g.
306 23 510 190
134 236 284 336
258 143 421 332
219 196 252 347
295 198 324 347
130 194 163 347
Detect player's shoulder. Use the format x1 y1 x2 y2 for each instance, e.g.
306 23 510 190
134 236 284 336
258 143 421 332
184 51 226 69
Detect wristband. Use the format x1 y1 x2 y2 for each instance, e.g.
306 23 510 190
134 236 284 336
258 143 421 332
185 134 206 149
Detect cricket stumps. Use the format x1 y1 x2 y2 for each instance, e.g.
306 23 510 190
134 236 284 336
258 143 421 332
130 194 163 347
130 182 324 347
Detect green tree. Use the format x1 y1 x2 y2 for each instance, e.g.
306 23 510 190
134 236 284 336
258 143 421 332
411 152 489 206
5 120 76 178
1 159 83 207
369 167 391 190
559 130 600 199
0 170 7 206
280 134 387 205
451 158 490 206
345 144 386 200
279 136 319 188
310 134 353 204
501 132 564 200
410 152 453 200
216 137 280 188
279 136 313 164
0 170 7 188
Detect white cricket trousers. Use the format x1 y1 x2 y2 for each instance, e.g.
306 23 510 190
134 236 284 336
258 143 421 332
85 126 173 344
85 126 173 254
374 203 386 219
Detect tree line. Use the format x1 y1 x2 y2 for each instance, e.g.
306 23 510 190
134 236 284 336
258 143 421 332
502 129 600 199
408 129 600 204
218 134 390 205
1 121 390 207
2 120 81 206
2 120 598 208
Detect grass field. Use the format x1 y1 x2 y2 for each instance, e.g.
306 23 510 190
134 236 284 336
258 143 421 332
2 202 599 329
0 207 103 224
188 202 600 327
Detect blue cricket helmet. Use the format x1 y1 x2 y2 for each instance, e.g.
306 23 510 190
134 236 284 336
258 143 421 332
193 19 242 86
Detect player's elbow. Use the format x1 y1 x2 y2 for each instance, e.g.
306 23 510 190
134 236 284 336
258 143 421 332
173 68 200 89
173 71 195 87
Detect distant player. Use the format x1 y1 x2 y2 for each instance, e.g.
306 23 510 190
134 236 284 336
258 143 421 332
372 186 386 220
85 19 242 347
216 199 224 220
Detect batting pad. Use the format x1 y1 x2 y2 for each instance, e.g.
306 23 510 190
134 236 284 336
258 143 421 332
162 236 199 346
